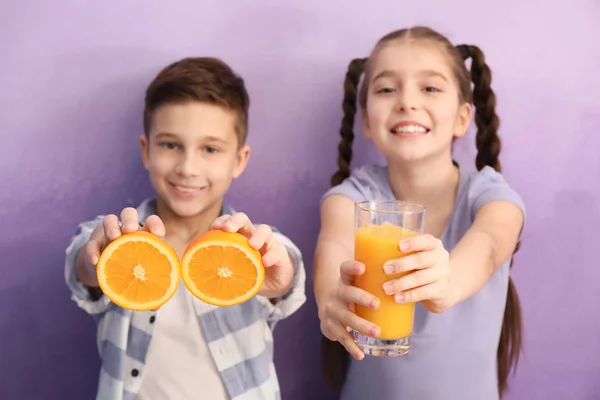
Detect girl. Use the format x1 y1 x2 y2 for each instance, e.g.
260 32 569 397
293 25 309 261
314 26 526 400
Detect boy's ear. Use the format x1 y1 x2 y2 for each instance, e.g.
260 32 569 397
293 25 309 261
140 134 150 170
232 145 250 179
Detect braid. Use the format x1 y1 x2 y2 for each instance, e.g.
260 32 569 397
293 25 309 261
322 57 367 393
467 45 502 172
331 58 368 186
460 44 522 398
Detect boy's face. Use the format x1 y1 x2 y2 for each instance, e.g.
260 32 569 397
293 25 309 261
140 102 250 219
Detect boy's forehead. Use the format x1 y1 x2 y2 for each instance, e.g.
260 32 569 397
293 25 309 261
149 101 239 141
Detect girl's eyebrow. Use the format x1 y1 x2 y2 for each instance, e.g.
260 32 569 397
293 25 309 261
372 69 449 83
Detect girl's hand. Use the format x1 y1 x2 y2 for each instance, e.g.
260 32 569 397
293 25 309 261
381 234 453 313
319 260 381 360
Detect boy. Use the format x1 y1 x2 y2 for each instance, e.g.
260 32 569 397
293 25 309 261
64 57 306 400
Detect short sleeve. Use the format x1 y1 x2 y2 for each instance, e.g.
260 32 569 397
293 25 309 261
321 165 390 204
469 166 526 224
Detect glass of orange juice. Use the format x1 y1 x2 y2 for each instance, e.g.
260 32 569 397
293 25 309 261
353 200 425 357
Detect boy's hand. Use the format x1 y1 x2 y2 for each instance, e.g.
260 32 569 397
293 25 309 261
212 213 295 299
85 207 165 267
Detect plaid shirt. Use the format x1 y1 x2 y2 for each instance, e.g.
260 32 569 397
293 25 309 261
64 199 306 400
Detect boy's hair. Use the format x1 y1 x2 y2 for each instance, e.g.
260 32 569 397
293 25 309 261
143 57 250 145
324 26 522 400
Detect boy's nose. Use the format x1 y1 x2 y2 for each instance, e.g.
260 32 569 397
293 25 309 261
175 153 201 177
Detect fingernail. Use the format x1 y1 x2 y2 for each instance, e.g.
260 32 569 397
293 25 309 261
395 293 405 303
370 326 380 337
383 263 394 275
399 241 410 252
354 263 364 274
370 298 380 309
383 282 394 294
355 351 364 360
91 255 98 265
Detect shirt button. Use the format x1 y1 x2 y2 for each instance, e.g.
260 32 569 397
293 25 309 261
131 369 139 377
149 316 156 324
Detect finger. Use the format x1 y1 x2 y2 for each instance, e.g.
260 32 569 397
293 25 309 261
340 261 365 285
86 239 102 266
249 224 272 251
338 284 379 310
120 207 139 234
142 215 166 237
383 251 436 275
338 331 365 361
89 223 105 242
399 234 440 253
322 321 364 361
337 308 381 339
221 213 255 236
211 214 231 230
383 268 439 295
261 248 286 268
103 214 122 241
395 282 442 304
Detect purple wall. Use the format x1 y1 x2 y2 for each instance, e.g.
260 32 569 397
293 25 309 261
1 1 599 399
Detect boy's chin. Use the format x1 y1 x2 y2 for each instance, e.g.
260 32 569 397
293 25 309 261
165 196 224 219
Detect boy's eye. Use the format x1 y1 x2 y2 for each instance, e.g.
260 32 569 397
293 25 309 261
161 142 180 150
205 146 219 154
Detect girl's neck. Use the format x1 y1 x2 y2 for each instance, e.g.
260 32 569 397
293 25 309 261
156 198 223 244
387 155 460 210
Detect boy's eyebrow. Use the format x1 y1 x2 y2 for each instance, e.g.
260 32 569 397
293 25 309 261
155 132 179 140
203 136 228 144
155 131 228 144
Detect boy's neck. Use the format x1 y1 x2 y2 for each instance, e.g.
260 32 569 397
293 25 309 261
156 198 224 244
387 155 460 209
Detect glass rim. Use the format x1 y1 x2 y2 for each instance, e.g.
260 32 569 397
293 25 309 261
355 200 426 215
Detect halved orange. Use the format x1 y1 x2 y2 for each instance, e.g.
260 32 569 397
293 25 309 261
96 231 180 311
181 229 265 307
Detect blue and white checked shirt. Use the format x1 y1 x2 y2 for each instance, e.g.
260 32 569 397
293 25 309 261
64 199 307 400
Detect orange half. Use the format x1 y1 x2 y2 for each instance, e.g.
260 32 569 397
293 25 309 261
96 231 180 311
181 230 265 307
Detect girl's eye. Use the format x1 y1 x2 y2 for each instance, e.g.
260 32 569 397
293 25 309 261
376 87 396 94
205 146 219 154
424 86 440 93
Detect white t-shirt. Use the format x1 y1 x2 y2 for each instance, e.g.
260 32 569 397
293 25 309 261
136 281 228 400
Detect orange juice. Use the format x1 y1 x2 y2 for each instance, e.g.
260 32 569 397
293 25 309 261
354 223 419 340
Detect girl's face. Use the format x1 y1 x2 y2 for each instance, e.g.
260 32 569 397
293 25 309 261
362 39 472 164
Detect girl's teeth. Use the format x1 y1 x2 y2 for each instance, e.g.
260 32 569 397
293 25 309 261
393 125 427 133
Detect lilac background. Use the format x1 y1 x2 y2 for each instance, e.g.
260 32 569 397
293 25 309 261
1 1 599 399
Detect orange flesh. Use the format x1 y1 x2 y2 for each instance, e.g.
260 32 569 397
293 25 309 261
187 244 259 301
103 241 174 303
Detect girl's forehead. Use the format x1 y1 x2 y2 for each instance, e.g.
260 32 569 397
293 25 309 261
369 39 452 78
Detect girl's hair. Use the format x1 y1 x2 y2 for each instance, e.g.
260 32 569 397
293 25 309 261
324 26 522 399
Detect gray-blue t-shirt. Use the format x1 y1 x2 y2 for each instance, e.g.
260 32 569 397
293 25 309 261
322 163 526 400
